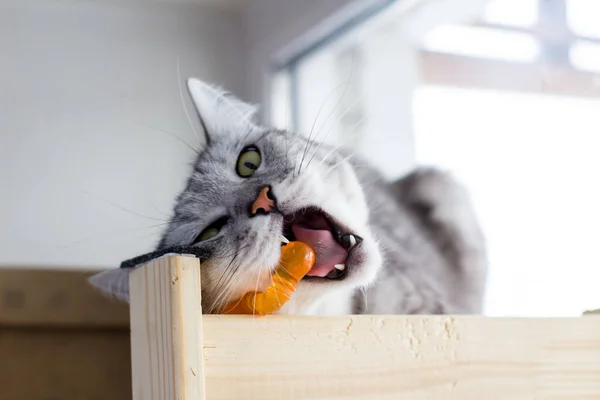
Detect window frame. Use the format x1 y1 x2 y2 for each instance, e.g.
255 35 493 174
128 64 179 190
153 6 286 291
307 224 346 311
420 0 600 97
268 0 401 131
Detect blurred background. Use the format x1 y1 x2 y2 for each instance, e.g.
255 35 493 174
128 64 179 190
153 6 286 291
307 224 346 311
1 0 598 317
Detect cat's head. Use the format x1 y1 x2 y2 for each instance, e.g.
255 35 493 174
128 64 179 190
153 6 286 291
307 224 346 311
90 78 382 314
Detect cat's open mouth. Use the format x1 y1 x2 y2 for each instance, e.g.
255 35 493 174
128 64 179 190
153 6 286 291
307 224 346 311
281 207 362 280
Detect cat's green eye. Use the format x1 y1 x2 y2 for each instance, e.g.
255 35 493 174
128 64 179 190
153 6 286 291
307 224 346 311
198 227 219 242
236 146 261 177
193 216 229 244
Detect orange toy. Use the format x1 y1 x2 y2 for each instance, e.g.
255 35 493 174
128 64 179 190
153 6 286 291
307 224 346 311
223 241 315 315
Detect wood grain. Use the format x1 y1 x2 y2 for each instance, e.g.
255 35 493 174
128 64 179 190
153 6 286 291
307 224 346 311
199 315 600 399
129 254 205 400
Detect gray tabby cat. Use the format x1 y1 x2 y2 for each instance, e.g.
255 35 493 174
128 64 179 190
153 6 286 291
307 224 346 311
90 78 487 315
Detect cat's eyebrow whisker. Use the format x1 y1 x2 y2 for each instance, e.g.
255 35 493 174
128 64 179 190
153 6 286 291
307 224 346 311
297 78 350 175
284 131 290 175
238 125 258 147
304 97 362 171
309 51 356 149
177 56 202 143
299 49 356 174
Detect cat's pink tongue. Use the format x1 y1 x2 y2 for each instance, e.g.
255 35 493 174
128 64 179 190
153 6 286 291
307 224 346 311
291 225 347 277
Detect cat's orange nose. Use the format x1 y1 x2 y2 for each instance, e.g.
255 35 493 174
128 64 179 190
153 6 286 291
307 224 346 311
251 186 275 216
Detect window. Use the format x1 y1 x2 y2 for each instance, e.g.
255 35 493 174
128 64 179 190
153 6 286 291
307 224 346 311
570 41 600 73
270 4 418 179
483 0 538 27
270 0 600 317
422 25 540 62
419 0 600 96
566 0 600 39
414 87 600 317
415 0 600 316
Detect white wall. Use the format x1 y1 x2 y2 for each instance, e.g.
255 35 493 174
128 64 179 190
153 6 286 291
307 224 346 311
0 1 244 268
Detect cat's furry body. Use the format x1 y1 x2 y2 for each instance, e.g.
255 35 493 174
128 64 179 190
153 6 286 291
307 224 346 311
90 78 487 315
351 160 487 314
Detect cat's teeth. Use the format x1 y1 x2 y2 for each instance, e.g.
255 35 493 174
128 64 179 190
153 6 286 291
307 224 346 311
348 235 357 249
334 264 346 271
280 235 290 244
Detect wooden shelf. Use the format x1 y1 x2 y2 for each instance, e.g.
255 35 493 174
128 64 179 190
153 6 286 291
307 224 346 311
129 255 600 400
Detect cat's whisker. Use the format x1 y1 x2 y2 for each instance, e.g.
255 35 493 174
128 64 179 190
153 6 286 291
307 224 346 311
216 274 248 314
137 122 200 156
284 131 290 175
273 261 297 280
304 96 363 171
324 152 356 175
300 50 356 174
206 246 248 313
297 81 349 175
309 50 356 152
177 56 202 143
238 125 258 148
148 203 172 218
81 190 171 222
272 271 284 309
213 264 249 314
209 246 248 296
252 261 266 321
61 213 220 249
319 114 367 166
361 286 369 312
274 272 294 292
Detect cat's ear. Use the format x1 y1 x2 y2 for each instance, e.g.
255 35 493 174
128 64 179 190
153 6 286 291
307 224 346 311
88 269 131 303
187 78 259 144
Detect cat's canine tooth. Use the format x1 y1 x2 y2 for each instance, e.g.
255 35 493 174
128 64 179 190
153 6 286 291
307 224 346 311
280 235 290 244
348 234 357 249
334 264 346 271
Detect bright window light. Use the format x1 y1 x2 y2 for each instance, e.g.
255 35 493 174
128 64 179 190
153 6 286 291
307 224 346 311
414 86 600 317
570 41 600 73
567 0 600 38
483 0 538 27
270 71 293 130
423 25 540 62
